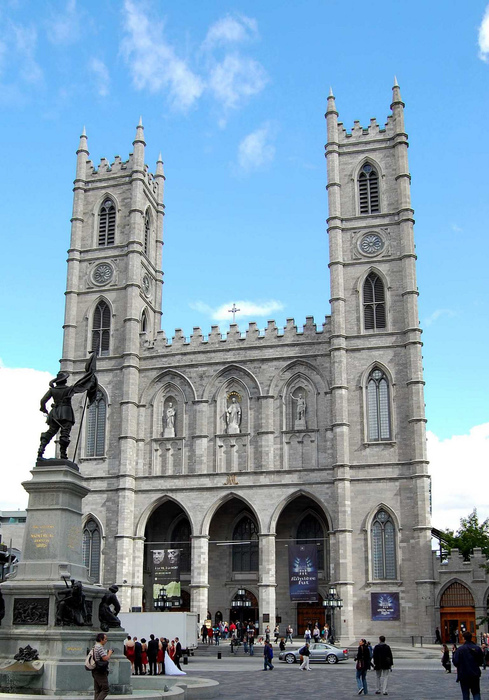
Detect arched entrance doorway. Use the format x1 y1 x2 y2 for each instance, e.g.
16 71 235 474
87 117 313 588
143 500 191 611
297 595 325 636
229 589 259 628
440 582 476 643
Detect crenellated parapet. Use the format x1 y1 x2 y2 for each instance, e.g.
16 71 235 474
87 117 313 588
337 114 396 142
85 153 159 196
142 315 330 353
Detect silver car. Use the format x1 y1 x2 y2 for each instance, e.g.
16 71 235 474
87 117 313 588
279 642 349 664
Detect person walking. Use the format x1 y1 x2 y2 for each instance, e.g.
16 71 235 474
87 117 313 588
355 638 371 695
453 631 483 700
286 625 294 644
299 641 311 671
263 641 274 670
441 644 452 673
274 625 280 644
92 632 113 700
248 629 255 656
373 635 393 695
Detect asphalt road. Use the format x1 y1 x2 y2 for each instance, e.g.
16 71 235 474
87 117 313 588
180 654 489 699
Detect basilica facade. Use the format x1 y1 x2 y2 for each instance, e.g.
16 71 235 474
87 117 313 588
61 83 436 641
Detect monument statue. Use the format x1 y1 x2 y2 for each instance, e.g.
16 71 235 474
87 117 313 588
163 402 176 438
292 392 306 428
226 396 241 434
55 579 89 627
37 353 98 460
99 585 122 632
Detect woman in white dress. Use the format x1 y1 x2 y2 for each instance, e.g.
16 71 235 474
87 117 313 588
164 649 186 676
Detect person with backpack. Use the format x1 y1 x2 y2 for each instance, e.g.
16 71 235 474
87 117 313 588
91 632 113 700
453 631 484 700
263 641 274 670
299 641 311 671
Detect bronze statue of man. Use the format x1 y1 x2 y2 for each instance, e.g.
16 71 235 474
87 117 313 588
38 353 98 461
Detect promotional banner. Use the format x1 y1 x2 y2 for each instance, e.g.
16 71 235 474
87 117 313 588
152 549 181 601
288 544 318 602
370 592 400 621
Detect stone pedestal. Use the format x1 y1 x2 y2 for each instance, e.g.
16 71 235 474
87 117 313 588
0 459 131 696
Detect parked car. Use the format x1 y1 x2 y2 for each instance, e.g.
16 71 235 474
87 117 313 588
279 642 349 664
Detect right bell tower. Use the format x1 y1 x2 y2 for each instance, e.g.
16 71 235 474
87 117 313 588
325 80 434 639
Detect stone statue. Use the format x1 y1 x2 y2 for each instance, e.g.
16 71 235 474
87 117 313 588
163 402 176 438
99 585 121 632
226 397 241 434
292 392 306 427
37 353 98 461
55 579 88 627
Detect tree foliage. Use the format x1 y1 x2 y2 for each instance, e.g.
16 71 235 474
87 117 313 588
441 509 489 562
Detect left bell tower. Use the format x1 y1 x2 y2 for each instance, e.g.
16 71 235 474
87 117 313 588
62 120 165 375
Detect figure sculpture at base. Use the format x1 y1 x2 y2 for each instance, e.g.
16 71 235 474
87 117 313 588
99 585 122 632
56 579 89 626
37 353 98 460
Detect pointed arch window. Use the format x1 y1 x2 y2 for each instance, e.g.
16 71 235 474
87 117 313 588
83 519 101 582
92 301 111 356
372 509 396 579
144 210 150 256
364 272 386 330
141 310 148 333
86 390 106 457
98 198 116 246
367 368 391 441
232 516 259 572
358 163 380 214
297 513 325 570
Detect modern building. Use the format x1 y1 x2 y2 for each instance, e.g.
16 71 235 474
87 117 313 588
59 83 439 641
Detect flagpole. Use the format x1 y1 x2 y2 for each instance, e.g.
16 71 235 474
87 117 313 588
73 393 89 463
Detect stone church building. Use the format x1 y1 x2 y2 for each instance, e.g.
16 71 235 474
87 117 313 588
60 82 440 642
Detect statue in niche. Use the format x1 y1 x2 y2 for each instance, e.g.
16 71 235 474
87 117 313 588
292 391 307 429
163 401 176 438
226 396 242 434
99 585 122 632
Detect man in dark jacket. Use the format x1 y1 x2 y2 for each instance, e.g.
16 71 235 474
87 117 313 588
373 635 393 695
453 631 483 700
133 638 143 675
174 637 183 670
263 641 274 670
147 634 159 676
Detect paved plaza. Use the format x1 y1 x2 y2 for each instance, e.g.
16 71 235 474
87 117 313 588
179 650 489 700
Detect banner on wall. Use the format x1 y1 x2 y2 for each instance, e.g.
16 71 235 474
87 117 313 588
152 549 181 601
370 592 400 621
288 544 318 602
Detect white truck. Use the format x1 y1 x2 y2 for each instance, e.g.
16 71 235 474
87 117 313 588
118 611 199 653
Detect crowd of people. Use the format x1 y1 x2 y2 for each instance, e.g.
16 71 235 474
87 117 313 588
123 634 186 676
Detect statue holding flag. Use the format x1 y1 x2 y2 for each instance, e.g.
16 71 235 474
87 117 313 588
37 352 98 461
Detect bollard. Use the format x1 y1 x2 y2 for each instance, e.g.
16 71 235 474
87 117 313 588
183 656 188 665
217 651 222 659
411 635 415 647
420 636 423 647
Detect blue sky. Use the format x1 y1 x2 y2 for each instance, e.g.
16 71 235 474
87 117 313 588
0 0 488 527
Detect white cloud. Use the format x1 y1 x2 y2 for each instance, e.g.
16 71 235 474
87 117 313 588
11 23 43 84
209 54 268 112
190 299 284 322
89 58 110 97
428 423 489 531
237 123 275 172
451 223 463 233
0 366 56 511
121 0 204 111
478 5 489 61
47 0 80 46
423 308 456 327
203 14 258 49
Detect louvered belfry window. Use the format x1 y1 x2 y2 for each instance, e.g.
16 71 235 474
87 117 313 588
359 163 380 214
364 272 386 330
86 390 106 457
92 300 111 356
98 198 116 246
367 368 391 441
83 519 101 582
372 509 396 579
144 211 150 256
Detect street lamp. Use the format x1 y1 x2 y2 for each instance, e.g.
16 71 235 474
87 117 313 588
322 585 343 644
154 586 173 611
231 588 252 608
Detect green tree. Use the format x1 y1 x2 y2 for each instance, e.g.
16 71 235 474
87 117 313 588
440 509 489 562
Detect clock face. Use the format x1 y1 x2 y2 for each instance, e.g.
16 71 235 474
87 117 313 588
142 274 151 296
359 233 384 256
93 263 113 285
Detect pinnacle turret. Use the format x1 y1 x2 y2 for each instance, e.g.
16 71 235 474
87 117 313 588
156 152 165 177
391 77 404 109
77 126 88 155
326 87 337 115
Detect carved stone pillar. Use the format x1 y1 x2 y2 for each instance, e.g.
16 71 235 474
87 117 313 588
258 533 276 632
190 535 209 624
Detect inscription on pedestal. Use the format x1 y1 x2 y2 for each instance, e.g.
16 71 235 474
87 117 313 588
13 598 49 625
30 524 55 549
